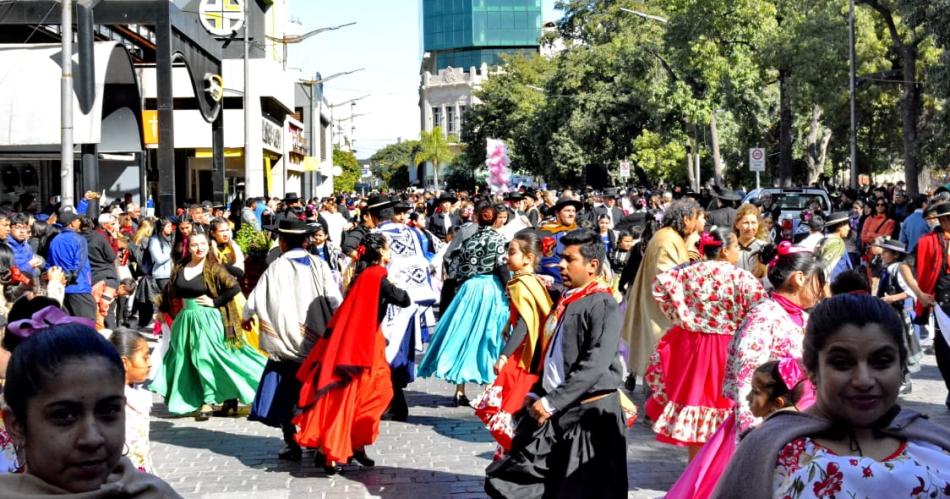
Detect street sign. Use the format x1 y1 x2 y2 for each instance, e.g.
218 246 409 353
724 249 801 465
749 148 766 172
619 160 631 179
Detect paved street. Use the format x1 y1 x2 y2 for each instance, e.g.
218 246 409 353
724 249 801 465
150 354 950 499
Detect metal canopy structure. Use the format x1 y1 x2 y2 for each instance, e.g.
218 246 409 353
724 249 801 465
0 0 226 215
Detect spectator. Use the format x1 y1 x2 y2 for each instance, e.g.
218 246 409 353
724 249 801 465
6 213 37 277
86 214 120 329
899 194 929 254
242 197 261 231
46 210 95 320
150 217 176 292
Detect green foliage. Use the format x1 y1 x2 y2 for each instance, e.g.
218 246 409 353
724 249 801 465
234 223 269 260
462 0 950 191
370 140 420 190
333 148 361 193
414 127 457 189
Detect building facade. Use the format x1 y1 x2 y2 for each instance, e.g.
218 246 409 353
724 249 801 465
417 0 541 186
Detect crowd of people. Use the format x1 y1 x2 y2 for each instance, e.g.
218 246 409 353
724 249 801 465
0 179 949 497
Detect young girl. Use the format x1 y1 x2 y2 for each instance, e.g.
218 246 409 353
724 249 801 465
109 327 155 473
473 230 553 455
295 233 411 474
665 357 809 499
746 358 809 421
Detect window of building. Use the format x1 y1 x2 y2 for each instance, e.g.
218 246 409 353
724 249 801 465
459 105 467 133
447 106 456 134
433 107 442 130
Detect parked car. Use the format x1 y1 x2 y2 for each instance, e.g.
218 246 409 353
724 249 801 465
742 187 832 240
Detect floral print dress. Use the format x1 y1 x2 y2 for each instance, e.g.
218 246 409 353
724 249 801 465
773 438 950 498
723 298 807 433
644 260 766 445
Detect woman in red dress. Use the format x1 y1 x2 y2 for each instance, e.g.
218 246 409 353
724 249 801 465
294 233 411 474
473 230 553 457
644 228 767 461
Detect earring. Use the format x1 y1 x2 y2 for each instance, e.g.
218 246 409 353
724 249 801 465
122 443 130 457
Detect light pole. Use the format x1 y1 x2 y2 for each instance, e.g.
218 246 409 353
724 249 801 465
269 22 357 70
848 0 858 189
329 94 370 150
61 0 74 207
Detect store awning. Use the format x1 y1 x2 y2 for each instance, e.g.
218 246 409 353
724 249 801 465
0 41 143 153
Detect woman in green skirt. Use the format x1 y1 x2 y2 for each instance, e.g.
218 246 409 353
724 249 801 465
151 231 266 420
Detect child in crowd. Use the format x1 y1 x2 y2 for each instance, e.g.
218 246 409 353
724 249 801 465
746 358 808 422
474 230 553 456
109 327 155 473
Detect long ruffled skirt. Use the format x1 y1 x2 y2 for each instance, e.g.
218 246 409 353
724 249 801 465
149 299 266 415
417 275 508 385
473 343 539 454
644 325 734 446
294 332 393 464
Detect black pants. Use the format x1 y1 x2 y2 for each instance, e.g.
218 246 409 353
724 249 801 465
64 293 96 321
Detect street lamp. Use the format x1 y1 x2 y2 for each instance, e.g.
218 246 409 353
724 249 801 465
848 0 858 188
298 67 365 87
268 22 357 70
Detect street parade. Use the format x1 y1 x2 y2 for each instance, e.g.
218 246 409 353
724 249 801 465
3 0 950 498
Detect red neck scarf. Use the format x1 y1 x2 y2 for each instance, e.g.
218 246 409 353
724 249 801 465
553 279 612 325
772 292 805 328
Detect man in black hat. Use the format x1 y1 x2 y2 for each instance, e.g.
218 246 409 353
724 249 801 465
341 194 394 259
273 192 304 228
523 188 543 228
245 218 342 461
539 196 583 288
817 211 854 283
705 187 741 230
428 193 459 242
593 188 623 228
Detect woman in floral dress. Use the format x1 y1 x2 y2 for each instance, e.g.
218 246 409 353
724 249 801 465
645 228 766 460
716 294 950 499
723 242 825 434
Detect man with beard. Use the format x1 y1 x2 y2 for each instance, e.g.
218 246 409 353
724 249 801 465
538 196 582 293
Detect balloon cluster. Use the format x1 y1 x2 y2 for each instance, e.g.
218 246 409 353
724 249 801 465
486 138 511 194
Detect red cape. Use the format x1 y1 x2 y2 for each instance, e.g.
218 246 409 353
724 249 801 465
915 232 944 317
298 265 386 405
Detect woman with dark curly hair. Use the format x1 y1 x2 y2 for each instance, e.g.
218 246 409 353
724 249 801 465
418 204 510 406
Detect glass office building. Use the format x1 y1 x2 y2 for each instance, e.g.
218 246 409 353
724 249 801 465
422 0 542 72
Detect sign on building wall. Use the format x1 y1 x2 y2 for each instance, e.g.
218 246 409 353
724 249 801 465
199 0 245 37
262 119 282 153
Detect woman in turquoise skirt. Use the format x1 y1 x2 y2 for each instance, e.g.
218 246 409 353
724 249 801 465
418 204 510 406
151 231 266 420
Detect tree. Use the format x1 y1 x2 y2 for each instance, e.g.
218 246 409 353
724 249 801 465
414 127 456 190
332 148 361 193
370 140 420 190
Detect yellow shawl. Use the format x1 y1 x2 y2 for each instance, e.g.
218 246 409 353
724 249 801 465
538 221 577 235
507 272 553 371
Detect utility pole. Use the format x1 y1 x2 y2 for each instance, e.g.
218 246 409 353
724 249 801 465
243 1 253 197
848 0 858 189
61 0 74 206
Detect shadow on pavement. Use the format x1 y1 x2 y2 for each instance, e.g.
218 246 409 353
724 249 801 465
408 414 496 444
287 465 488 498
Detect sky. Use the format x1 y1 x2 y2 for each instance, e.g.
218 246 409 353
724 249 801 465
288 1 561 160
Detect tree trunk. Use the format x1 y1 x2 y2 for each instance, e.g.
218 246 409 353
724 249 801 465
804 104 831 186
432 161 440 191
685 140 696 192
778 68 794 187
900 44 923 195
710 113 724 186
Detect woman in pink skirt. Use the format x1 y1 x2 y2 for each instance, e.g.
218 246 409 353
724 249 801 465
644 228 766 460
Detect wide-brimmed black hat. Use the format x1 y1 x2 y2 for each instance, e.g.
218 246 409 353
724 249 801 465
927 201 950 219
504 192 525 202
392 197 412 212
366 194 396 212
713 187 742 202
823 211 851 228
873 238 907 254
436 192 458 204
603 187 619 198
283 192 301 204
276 219 317 235
553 196 583 212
